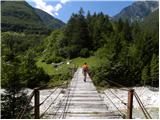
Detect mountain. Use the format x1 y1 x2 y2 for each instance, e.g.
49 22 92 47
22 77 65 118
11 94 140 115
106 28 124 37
141 9 159 34
35 9 65 29
113 1 159 23
1 1 65 34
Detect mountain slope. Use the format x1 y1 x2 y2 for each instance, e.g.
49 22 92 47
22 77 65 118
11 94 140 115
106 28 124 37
1 1 64 34
1 1 47 33
113 1 159 23
141 9 159 34
35 9 65 29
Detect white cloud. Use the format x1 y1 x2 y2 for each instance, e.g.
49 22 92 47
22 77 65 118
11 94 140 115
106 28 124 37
33 0 69 16
60 0 69 4
54 12 59 16
33 0 54 16
55 3 62 11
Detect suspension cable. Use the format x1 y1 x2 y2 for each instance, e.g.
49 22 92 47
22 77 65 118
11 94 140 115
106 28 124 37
103 92 126 117
60 77 74 118
17 90 35 119
52 79 71 118
52 92 68 118
61 69 78 119
135 92 152 119
108 89 127 106
39 87 58 106
105 79 129 91
40 88 62 118
134 92 152 119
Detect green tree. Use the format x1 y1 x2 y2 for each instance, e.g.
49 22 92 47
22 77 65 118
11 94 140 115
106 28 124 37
21 50 50 88
150 54 159 87
63 8 91 57
141 65 150 86
1 59 32 118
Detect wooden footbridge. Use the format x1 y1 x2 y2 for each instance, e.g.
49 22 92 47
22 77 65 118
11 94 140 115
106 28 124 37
17 68 152 119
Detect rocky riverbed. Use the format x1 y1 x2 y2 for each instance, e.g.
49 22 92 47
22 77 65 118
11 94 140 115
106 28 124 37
100 86 159 119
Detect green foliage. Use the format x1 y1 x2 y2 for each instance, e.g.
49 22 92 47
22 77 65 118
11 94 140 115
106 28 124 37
141 65 150 85
150 54 159 87
1 58 32 118
90 10 158 87
62 8 91 57
40 8 158 88
1 32 50 88
1 1 52 34
1 91 32 119
20 50 50 88
42 8 114 60
1 32 46 56
80 48 90 58
1 1 65 34
48 72 71 87
46 55 64 64
141 9 159 35
2 4 159 99
35 8 65 29
87 12 113 50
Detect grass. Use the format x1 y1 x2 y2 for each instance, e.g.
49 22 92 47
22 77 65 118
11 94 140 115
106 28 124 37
36 56 99 86
36 58 56 75
71 56 99 68
36 56 99 76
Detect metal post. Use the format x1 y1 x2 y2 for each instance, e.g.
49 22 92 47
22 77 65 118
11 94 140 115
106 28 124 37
127 89 134 119
34 88 40 119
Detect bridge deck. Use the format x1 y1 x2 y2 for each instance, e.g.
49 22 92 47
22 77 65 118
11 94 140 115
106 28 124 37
43 68 122 119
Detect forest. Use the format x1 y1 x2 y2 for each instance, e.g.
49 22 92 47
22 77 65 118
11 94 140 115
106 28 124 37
1 7 159 118
40 8 159 87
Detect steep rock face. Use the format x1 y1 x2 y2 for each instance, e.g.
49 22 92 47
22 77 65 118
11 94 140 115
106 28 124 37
113 1 159 23
1 1 65 33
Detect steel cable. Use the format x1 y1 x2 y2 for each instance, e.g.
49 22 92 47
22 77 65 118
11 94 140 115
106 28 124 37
103 92 126 118
61 69 79 118
105 79 129 91
134 92 152 119
39 87 58 106
108 89 127 106
52 75 74 118
60 70 78 118
17 90 35 119
40 88 62 118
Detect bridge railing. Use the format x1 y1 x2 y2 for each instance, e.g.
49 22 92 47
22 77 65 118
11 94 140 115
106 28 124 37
16 67 77 119
102 79 152 119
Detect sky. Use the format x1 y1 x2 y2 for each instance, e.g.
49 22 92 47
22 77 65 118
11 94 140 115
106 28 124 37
26 0 135 23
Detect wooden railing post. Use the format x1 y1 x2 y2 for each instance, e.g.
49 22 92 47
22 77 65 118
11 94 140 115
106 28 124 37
127 89 134 119
34 88 40 119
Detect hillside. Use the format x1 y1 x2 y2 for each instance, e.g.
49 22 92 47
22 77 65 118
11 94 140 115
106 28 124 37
35 9 65 29
113 1 158 23
141 9 159 34
1 1 64 34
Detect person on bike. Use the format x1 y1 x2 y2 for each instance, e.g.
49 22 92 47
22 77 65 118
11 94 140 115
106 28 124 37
82 63 89 82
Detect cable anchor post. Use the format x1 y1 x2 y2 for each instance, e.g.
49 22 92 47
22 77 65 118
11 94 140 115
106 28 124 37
127 89 134 119
34 88 40 119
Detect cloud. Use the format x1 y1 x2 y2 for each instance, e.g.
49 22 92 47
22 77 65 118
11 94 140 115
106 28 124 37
55 3 62 11
33 0 69 16
54 12 59 16
33 0 54 16
60 0 69 4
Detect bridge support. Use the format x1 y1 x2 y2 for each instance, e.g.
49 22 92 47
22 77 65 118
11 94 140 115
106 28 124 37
34 88 40 119
127 89 134 119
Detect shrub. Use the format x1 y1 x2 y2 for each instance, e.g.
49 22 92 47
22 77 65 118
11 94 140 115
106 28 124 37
45 55 64 64
80 48 90 58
